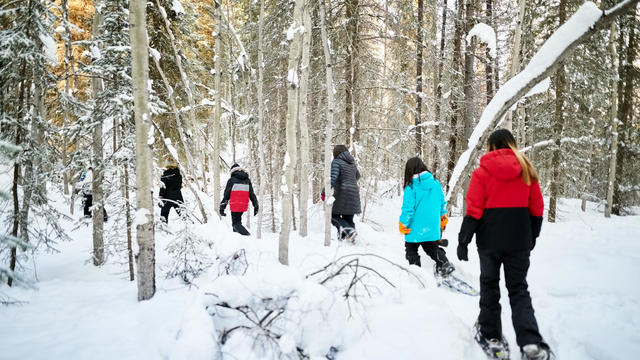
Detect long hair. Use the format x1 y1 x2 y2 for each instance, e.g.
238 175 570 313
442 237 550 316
333 144 348 159
403 157 429 189
487 129 538 185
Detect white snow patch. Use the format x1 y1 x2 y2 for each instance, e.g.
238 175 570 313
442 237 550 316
39 34 58 64
466 23 497 58
171 0 185 15
287 69 299 87
134 208 151 226
149 47 161 62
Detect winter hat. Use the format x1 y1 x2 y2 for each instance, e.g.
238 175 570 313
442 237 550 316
230 163 240 173
165 156 177 168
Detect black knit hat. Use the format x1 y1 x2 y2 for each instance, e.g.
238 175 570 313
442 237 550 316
230 163 240 172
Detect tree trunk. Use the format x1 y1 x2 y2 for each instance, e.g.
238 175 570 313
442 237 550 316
345 0 359 150
463 0 476 140
605 22 620 218
319 0 334 247
61 0 74 196
433 0 448 178
504 0 526 131
280 0 304 265
212 1 223 215
130 0 155 301
256 0 266 238
547 0 567 223
415 0 424 156
447 0 464 189
298 4 312 237
91 6 105 265
485 0 494 105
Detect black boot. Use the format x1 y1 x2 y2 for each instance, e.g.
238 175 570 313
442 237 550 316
406 254 421 267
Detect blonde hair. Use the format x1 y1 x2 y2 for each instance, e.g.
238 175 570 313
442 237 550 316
487 129 539 185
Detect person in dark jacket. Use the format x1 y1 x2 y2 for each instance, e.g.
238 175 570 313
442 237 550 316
76 166 108 222
219 163 258 236
399 157 453 276
457 129 553 360
159 158 184 223
324 145 361 242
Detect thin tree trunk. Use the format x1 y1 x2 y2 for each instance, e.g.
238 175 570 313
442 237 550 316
130 0 155 301
319 0 334 247
298 5 312 237
463 0 476 140
433 0 448 178
605 22 620 218
547 0 566 223
415 0 424 156
280 0 304 265
345 0 359 149
213 1 222 215
91 3 105 266
256 0 266 238
61 0 74 196
485 0 493 104
504 0 526 131
447 0 465 189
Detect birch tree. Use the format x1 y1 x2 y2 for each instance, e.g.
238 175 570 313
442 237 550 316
280 0 304 265
130 0 155 300
297 3 312 237
256 0 266 239
605 22 619 218
319 0 334 247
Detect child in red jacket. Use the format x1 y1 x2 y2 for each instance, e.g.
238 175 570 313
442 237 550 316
219 164 259 236
457 129 553 360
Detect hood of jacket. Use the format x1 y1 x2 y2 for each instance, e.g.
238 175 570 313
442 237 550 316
480 148 522 181
410 171 439 191
231 167 249 180
337 151 355 164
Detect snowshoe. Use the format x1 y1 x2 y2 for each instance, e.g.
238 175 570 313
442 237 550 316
521 342 554 360
474 322 510 359
436 261 455 277
339 227 357 244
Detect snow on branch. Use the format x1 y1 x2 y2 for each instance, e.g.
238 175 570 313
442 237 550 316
466 23 497 58
445 0 639 203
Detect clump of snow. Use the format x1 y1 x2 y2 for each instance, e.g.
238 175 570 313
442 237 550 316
134 208 151 226
466 23 497 58
171 0 185 15
39 34 58 65
285 23 304 41
149 47 161 62
287 69 299 87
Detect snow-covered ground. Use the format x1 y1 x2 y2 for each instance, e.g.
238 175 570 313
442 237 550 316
1 193 639 360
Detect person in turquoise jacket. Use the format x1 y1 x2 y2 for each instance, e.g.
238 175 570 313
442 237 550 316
399 157 454 276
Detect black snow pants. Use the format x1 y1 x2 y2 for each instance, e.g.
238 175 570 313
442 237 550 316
404 241 449 268
83 194 108 221
160 199 182 223
331 214 355 239
477 248 542 347
231 212 250 236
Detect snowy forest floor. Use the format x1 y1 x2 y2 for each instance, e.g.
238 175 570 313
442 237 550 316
1 193 639 360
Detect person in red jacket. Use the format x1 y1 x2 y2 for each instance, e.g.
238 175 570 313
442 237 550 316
457 129 553 360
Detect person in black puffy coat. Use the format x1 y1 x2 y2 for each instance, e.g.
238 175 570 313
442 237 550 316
219 164 258 236
323 145 361 242
159 158 184 223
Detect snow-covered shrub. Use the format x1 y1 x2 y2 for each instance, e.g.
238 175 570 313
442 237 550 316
164 212 214 283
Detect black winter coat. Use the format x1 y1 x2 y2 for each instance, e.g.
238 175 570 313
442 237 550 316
160 166 184 202
330 151 361 215
220 168 258 213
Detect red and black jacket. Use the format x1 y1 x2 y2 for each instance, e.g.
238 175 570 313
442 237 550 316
219 167 258 213
459 149 544 252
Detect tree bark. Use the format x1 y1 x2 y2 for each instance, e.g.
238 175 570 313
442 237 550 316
447 0 465 189
298 4 312 237
91 6 105 266
504 0 526 131
485 0 494 105
130 0 155 301
433 0 448 178
212 1 222 215
280 0 304 265
547 0 567 223
256 0 266 238
605 22 620 218
345 0 359 150
463 0 476 140
415 0 424 156
319 0 335 247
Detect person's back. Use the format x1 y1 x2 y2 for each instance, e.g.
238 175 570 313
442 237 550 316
331 150 361 216
400 171 445 242
159 161 184 223
220 164 258 235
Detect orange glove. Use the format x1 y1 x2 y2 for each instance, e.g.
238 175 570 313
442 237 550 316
399 222 411 235
440 215 449 231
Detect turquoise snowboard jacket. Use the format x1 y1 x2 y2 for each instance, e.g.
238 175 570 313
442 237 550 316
399 171 447 243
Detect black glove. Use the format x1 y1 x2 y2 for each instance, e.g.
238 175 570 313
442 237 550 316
254 206 259 216
530 215 542 250
457 244 469 261
220 209 226 217
457 215 480 261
